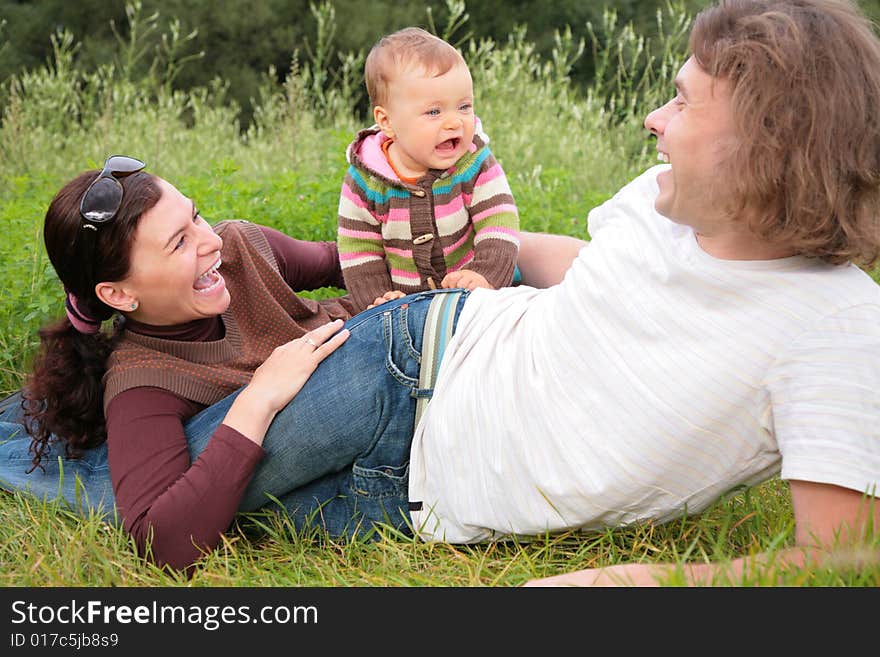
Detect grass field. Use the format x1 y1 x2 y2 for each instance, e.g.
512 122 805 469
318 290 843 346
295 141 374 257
0 2 877 587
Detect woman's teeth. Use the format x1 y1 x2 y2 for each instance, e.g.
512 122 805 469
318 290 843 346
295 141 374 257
194 260 222 292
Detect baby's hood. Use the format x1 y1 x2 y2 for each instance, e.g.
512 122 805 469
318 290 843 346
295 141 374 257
345 117 487 183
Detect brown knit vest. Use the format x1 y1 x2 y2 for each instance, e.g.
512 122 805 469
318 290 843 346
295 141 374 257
102 220 355 412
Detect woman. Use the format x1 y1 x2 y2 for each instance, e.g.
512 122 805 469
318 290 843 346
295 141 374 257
3 157 358 566
3 0 880 585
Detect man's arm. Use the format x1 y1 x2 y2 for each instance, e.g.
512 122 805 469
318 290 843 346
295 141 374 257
788 479 878 548
516 231 588 289
523 481 878 586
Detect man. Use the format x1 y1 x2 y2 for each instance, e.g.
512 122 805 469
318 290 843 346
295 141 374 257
521 0 880 585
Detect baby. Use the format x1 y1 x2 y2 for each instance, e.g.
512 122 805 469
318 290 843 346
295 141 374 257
337 27 521 311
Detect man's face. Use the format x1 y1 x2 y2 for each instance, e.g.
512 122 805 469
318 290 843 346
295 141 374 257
644 56 739 236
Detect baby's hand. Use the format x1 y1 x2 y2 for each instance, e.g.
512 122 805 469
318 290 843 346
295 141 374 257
441 270 492 291
366 290 406 309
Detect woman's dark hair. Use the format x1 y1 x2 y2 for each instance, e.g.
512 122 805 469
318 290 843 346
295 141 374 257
23 169 161 471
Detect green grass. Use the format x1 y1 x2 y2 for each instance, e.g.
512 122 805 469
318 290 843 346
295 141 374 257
2 478 877 586
1 1 878 587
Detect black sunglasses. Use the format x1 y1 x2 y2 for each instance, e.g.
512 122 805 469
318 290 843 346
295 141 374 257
79 155 146 226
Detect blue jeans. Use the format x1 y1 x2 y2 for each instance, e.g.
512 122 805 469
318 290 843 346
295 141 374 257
0 289 469 539
0 391 234 523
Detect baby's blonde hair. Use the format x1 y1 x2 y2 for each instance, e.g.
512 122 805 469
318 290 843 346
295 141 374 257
364 27 465 107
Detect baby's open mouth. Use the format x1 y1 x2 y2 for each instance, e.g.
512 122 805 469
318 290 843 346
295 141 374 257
436 137 460 153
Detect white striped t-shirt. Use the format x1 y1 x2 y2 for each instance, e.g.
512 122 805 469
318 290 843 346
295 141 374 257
408 164 880 543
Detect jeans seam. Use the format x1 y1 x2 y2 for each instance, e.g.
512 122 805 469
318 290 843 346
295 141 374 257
398 302 421 362
382 309 419 387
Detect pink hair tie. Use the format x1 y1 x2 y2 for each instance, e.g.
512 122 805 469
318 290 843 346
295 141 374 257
64 292 101 335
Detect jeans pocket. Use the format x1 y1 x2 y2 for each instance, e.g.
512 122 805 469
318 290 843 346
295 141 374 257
382 304 421 386
350 462 409 500
348 462 412 535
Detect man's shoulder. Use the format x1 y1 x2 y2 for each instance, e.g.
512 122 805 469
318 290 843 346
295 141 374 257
811 263 880 311
618 164 665 197
586 166 665 238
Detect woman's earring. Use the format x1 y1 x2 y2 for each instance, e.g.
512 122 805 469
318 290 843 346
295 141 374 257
130 301 138 310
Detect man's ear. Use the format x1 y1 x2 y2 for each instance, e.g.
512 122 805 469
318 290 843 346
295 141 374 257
374 105 394 138
94 281 137 313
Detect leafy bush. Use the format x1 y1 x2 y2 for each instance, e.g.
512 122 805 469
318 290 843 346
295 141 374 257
0 0 690 393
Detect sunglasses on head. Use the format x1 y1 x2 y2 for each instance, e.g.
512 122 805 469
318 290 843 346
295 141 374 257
79 155 146 227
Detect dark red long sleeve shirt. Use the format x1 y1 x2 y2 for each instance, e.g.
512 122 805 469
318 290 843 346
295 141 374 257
105 225 347 571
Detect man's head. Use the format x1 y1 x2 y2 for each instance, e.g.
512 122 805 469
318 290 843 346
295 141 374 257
648 0 880 265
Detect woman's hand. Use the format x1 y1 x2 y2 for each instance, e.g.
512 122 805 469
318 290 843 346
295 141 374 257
223 319 350 444
249 319 349 412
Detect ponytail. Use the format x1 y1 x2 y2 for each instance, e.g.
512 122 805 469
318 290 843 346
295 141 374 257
22 315 124 473
27 164 160 471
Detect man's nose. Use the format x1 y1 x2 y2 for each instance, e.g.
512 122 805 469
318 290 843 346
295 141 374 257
644 101 672 135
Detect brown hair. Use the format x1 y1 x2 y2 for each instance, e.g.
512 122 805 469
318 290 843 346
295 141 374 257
364 27 465 107
22 170 161 471
691 0 880 265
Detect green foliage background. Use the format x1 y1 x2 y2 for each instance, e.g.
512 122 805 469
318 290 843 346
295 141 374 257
5 0 877 127
0 0 699 126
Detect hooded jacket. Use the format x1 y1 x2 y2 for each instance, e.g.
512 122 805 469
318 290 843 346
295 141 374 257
336 121 520 311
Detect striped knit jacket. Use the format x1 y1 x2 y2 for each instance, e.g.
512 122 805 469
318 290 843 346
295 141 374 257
337 121 520 311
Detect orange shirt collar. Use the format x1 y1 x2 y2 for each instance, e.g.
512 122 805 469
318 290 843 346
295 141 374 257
381 138 421 184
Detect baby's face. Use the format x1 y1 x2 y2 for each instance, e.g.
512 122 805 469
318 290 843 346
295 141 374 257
375 61 476 178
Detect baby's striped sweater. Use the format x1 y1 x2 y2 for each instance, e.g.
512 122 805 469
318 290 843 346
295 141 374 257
337 123 520 311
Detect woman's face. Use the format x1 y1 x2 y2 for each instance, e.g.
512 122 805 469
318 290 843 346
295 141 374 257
109 178 230 326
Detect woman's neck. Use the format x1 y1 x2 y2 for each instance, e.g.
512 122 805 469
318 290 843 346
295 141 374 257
124 315 224 341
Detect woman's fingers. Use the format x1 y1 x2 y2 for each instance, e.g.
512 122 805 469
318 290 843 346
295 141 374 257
308 322 349 360
249 320 350 412
298 319 346 355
